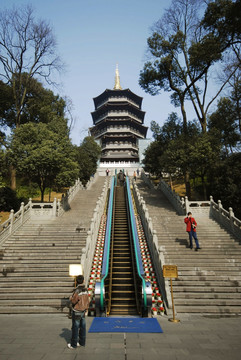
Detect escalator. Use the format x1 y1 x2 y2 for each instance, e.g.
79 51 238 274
95 176 152 317
107 186 138 315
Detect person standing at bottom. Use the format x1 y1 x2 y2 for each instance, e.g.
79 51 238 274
68 275 89 349
184 212 201 251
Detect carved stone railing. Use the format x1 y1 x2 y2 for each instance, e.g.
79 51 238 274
0 201 32 246
210 196 241 240
80 178 109 284
0 174 98 246
132 180 172 314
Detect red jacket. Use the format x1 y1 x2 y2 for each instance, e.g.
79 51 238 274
184 216 197 232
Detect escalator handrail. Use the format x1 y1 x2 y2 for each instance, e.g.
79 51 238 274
99 176 115 310
125 176 148 309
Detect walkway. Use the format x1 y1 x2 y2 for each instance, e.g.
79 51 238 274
0 313 240 360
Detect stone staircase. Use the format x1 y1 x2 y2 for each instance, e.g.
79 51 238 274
137 179 241 315
0 177 106 313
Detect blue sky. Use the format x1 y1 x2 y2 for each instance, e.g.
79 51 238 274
1 0 178 145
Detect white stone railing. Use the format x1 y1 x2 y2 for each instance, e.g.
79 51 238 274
132 180 172 314
141 172 241 232
210 197 241 239
0 201 32 246
141 171 186 215
0 174 98 245
159 179 186 215
80 178 109 284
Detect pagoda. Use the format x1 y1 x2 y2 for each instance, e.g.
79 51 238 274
89 66 148 169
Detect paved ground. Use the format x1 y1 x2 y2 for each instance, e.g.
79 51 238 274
0 313 241 360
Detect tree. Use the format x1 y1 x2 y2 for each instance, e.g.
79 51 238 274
0 5 62 128
77 137 101 185
208 97 240 154
142 140 164 177
210 152 241 219
230 72 241 132
202 0 241 64
8 122 79 202
143 113 183 177
139 0 238 133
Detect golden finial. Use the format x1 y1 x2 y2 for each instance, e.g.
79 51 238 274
114 64 122 90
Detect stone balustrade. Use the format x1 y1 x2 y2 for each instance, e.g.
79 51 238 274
132 180 172 314
0 201 32 246
141 171 241 239
0 173 98 245
80 178 109 284
210 197 241 240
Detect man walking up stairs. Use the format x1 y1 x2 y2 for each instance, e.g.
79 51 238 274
137 179 241 315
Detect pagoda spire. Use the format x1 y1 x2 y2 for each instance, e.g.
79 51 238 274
114 64 122 90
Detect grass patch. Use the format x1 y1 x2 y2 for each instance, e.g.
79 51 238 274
0 211 10 224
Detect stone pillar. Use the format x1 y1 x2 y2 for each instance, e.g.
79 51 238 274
20 202 25 224
9 210 14 234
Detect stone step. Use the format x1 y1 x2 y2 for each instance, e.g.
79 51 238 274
0 276 73 282
174 298 241 306
3 251 83 256
164 254 241 259
172 280 241 286
0 282 74 292
175 305 241 314
0 259 81 264
0 281 73 287
1 255 81 260
0 271 69 277
0 264 71 269
173 286 241 293
0 306 69 314
178 270 241 276
173 292 241 299
0 293 71 299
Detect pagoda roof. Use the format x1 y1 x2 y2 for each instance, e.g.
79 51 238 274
89 118 148 138
91 103 145 123
93 89 143 109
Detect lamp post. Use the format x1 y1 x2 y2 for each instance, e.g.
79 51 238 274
69 264 83 287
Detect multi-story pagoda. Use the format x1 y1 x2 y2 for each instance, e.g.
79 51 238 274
89 66 148 169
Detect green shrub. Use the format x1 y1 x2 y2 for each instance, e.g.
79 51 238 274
0 187 21 212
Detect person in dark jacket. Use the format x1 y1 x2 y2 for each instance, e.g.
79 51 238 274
184 212 201 251
68 275 89 349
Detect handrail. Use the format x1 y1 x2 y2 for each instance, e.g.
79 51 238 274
99 176 115 311
106 186 116 315
125 176 149 312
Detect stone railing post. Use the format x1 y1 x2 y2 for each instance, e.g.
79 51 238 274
20 202 25 224
229 207 235 232
218 200 222 223
9 210 14 234
52 198 57 217
185 196 189 214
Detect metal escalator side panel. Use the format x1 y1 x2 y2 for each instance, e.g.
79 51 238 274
99 176 115 311
125 176 150 314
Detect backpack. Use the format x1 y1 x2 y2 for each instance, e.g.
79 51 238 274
71 287 89 312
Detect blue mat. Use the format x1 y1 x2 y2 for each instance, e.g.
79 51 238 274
88 317 163 333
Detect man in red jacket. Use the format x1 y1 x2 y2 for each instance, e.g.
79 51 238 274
184 212 201 251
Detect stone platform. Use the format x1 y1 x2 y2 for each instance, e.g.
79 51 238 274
0 313 240 360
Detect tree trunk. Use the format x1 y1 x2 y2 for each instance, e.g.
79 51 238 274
10 165 16 190
201 175 207 200
184 170 191 199
41 188 45 202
